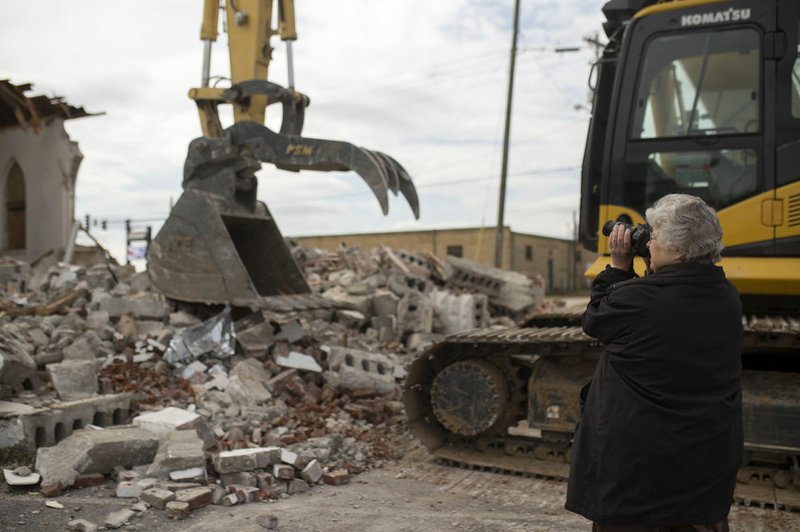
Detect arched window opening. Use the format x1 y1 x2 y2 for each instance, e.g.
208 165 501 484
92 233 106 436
6 163 25 250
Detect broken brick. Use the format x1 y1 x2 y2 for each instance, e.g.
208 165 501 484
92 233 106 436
322 469 351 486
272 464 294 480
140 487 175 509
40 481 63 497
74 473 105 489
174 486 212 510
300 459 323 484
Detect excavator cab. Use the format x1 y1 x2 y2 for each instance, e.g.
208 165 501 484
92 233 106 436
148 0 418 308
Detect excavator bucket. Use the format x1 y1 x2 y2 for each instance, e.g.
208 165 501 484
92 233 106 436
148 121 419 307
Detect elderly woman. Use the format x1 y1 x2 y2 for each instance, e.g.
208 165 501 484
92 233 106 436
565 194 743 532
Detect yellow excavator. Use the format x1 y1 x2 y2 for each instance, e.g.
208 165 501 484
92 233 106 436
405 0 800 510
147 0 418 309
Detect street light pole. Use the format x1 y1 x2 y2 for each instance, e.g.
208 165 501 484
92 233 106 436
494 0 521 268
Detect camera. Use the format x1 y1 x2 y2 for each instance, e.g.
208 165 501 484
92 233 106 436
602 220 652 258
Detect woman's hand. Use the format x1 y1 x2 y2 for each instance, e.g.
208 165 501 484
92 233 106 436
609 223 633 271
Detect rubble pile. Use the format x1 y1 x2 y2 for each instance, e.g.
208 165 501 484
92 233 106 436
0 244 545 523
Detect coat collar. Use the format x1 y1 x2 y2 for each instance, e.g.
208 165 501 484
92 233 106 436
614 262 726 289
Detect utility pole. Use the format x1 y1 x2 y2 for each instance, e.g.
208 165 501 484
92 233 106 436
494 0 521 268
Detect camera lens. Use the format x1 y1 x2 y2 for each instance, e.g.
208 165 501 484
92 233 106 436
602 220 625 236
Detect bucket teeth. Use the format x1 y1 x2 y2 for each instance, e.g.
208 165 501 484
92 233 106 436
229 121 418 218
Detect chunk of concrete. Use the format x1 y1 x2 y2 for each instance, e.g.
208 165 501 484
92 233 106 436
397 291 433 334
273 351 322 373
444 255 545 314
371 290 399 317
104 508 135 529
47 360 98 401
300 459 323 484
35 427 159 489
324 346 396 394
145 429 206 479
213 447 281 474
0 329 36 387
226 359 273 406
431 290 489 334
132 407 200 437
169 311 201 328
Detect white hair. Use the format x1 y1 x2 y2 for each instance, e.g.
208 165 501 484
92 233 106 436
645 194 724 264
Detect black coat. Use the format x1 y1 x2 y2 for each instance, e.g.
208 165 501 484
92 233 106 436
565 263 743 526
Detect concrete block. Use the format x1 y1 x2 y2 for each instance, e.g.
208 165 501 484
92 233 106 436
169 467 205 482
213 447 281 473
140 487 175 509
431 290 489 334
444 255 545 314
254 471 276 488
324 346 396 394
272 464 294 480
300 459 323 484
370 290 399 317
104 508 135 529
132 407 200 437
174 486 212 510
116 480 143 498
397 291 433 334
280 449 298 466
165 501 191 520
145 429 205 479
36 427 158 489
370 316 397 343
47 360 98 401
220 471 257 487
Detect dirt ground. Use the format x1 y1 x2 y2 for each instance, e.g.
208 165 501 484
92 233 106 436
2 436 799 532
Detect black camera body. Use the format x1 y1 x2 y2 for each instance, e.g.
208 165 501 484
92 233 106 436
602 220 652 258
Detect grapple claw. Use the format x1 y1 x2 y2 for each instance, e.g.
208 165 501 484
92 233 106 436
384 153 420 219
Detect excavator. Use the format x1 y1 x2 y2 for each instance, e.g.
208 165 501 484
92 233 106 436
147 0 419 310
405 0 800 510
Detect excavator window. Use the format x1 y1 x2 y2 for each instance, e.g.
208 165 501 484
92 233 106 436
631 28 760 139
792 22 800 118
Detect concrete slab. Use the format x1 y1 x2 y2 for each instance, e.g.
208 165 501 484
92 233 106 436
35 426 159 488
132 407 200 437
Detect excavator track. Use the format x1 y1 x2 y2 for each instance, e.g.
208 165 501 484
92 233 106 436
404 313 800 512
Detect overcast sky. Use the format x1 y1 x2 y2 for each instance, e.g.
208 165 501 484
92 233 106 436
3 0 605 263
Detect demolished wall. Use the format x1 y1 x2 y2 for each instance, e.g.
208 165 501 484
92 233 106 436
0 242 549 525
